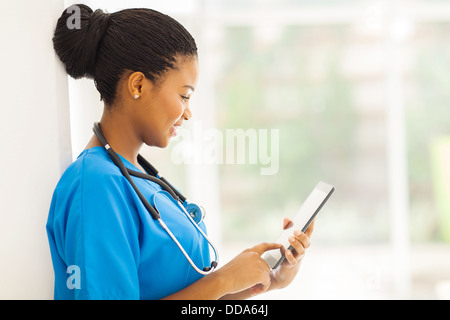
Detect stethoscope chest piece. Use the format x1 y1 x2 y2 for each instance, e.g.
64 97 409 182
152 191 206 225
184 202 206 224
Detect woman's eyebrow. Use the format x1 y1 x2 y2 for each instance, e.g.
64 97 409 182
183 85 195 92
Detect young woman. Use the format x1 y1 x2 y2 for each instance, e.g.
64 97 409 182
46 4 313 300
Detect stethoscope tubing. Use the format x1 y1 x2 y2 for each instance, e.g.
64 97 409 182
175 200 219 274
92 122 219 275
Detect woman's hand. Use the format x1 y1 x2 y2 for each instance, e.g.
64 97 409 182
218 219 314 299
268 218 314 290
216 242 281 297
163 241 281 300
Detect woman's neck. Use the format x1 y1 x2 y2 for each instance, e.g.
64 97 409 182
86 109 144 170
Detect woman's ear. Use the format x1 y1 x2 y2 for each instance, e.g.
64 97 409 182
127 71 146 100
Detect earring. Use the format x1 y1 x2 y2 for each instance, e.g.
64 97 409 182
134 94 140 99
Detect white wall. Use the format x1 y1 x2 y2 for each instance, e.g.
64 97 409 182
0 0 220 299
0 0 71 299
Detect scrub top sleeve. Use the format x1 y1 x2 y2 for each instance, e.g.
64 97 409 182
65 173 141 300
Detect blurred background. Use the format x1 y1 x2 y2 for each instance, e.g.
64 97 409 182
1 0 450 299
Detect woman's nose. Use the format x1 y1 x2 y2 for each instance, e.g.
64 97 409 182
183 106 192 121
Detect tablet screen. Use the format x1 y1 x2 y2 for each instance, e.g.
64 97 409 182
262 182 334 269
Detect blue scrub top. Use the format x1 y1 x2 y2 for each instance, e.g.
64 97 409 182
46 147 211 300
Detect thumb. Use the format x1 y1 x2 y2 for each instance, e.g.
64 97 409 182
283 218 293 230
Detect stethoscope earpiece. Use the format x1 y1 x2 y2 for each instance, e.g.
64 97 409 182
203 261 218 272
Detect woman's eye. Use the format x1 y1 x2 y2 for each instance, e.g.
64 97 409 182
181 95 190 103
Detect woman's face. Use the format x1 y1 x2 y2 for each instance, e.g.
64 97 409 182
133 57 199 148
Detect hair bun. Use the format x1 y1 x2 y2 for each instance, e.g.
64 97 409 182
53 4 110 79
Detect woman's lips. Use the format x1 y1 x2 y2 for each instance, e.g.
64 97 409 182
170 124 181 137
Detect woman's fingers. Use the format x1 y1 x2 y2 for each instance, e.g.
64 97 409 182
283 229 311 264
248 242 282 256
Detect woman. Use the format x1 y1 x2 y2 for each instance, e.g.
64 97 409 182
46 4 313 300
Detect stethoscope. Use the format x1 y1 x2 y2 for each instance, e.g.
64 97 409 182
93 122 219 275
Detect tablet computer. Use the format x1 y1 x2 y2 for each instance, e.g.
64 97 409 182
262 181 334 269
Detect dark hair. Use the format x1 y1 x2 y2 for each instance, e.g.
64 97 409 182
53 4 198 106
